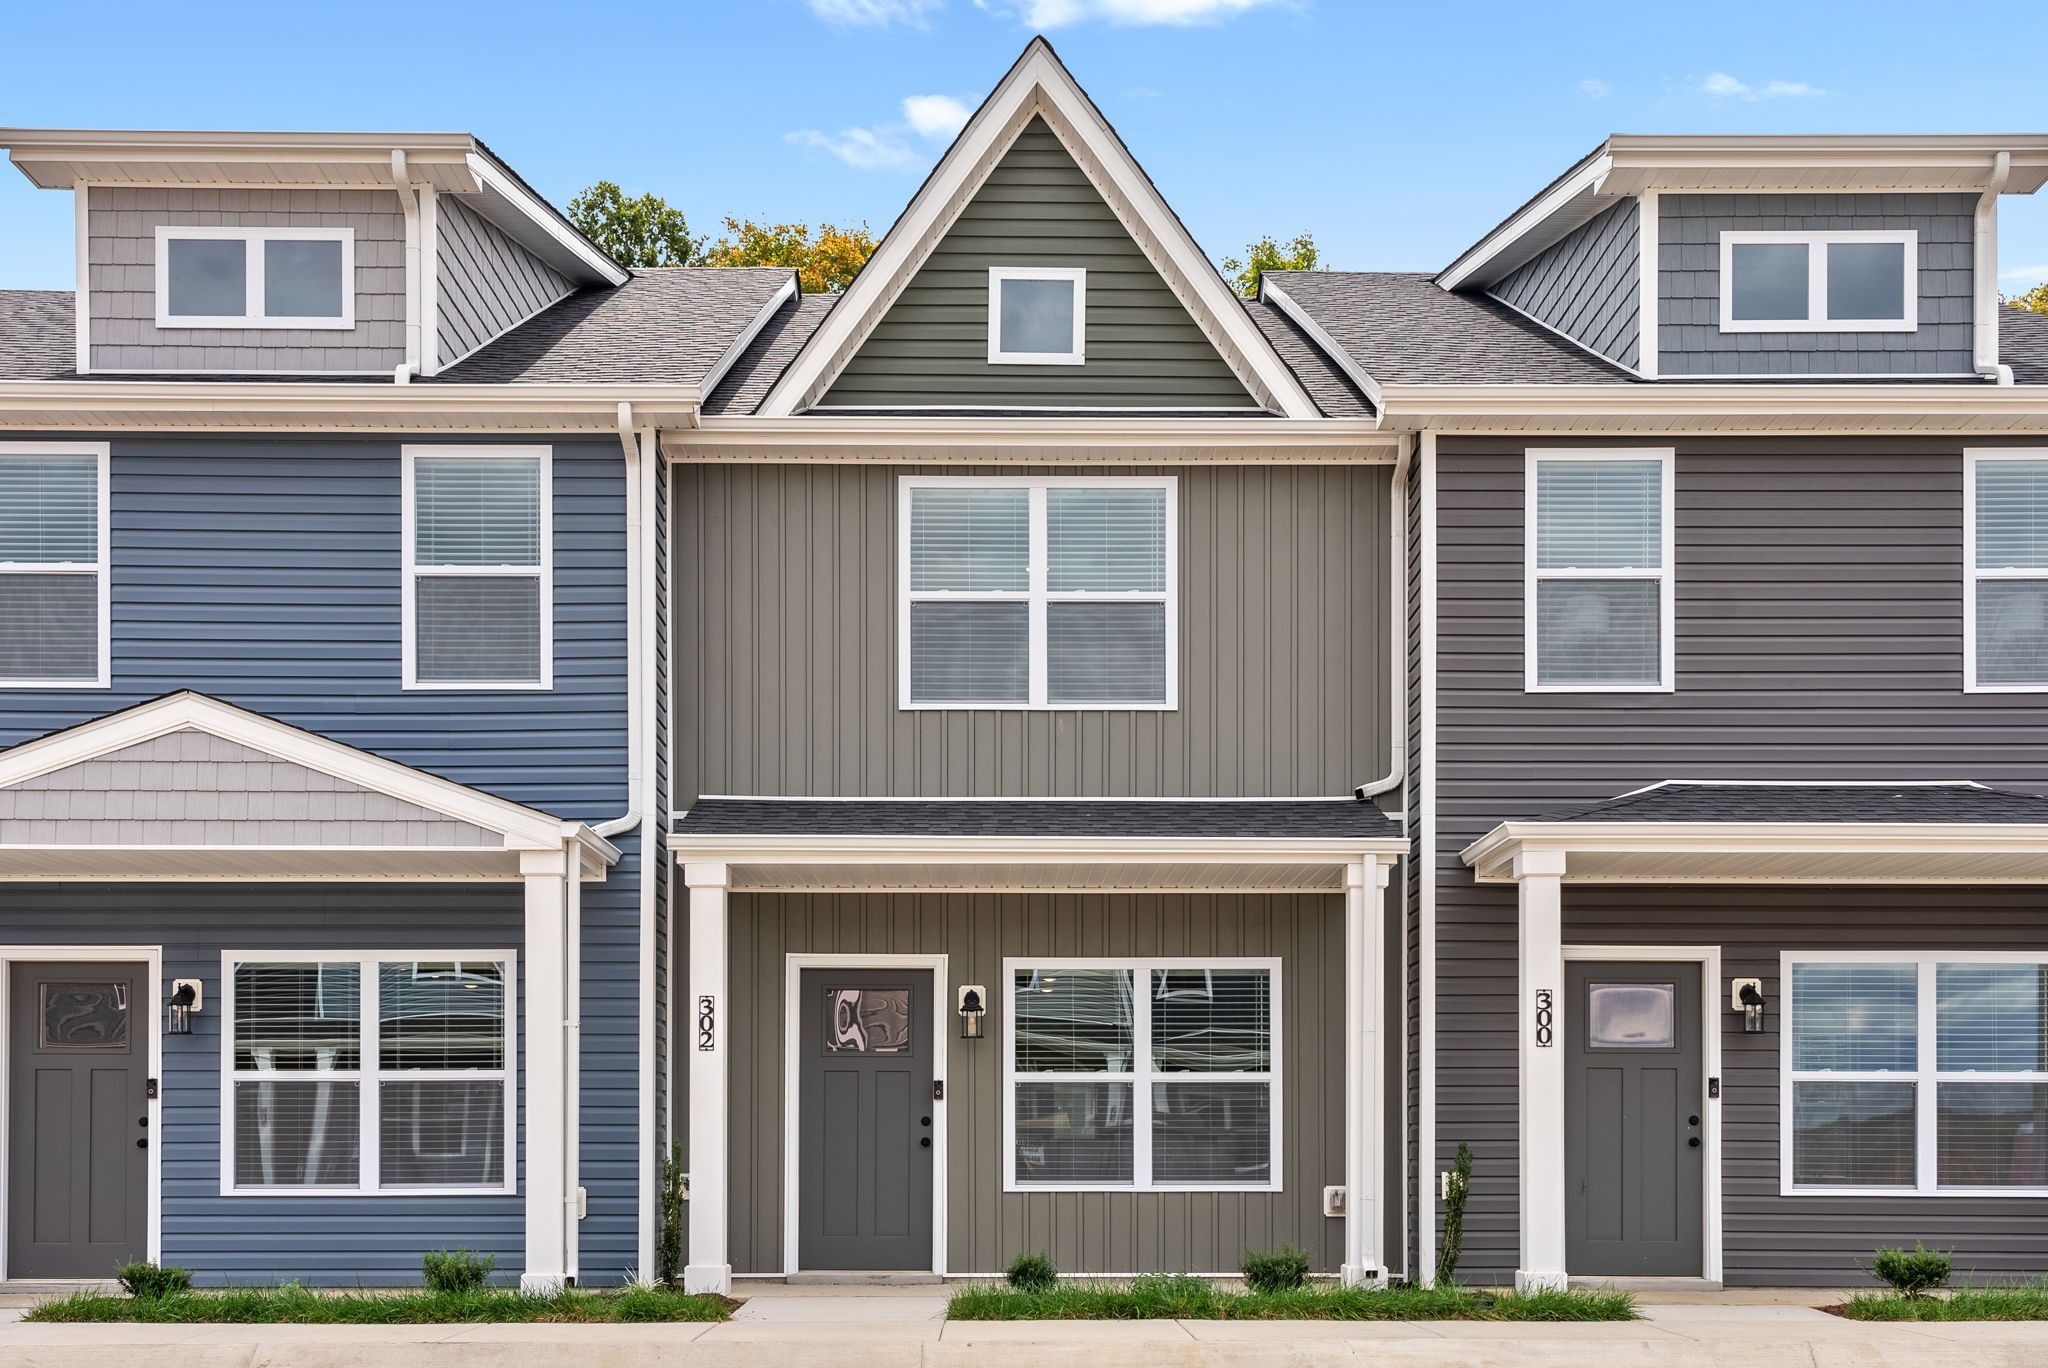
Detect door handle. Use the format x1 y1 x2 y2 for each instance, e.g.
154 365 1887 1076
920 1137 931 1148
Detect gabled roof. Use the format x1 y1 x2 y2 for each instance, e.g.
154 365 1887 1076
755 39 1319 419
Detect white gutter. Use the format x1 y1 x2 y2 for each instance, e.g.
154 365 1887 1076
1975 151 2014 385
1355 432 1409 811
390 150 421 384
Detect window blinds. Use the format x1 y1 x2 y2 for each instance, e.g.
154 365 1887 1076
409 453 545 686
1532 458 1665 688
1973 459 2048 686
0 452 102 683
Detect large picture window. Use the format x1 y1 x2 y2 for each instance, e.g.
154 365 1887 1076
1525 449 1673 692
1965 450 2048 690
0 442 109 687
900 476 1176 709
403 447 551 689
223 954 515 1195
1004 959 1278 1191
1783 953 2048 1195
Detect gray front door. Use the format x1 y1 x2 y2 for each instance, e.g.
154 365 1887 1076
797 969 934 1271
1565 961 1704 1277
8 962 150 1278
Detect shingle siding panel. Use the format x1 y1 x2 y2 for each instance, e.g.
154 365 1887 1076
434 198 574 368
1492 200 1640 369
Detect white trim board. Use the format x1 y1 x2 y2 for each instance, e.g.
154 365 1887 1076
781 953 949 1277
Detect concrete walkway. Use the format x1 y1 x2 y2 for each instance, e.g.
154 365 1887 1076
0 1294 2042 1367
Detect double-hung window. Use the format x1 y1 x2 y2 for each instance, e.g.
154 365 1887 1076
403 447 551 689
1783 953 2048 1195
1526 449 1673 691
155 226 355 330
0 442 109 687
1965 450 2048 690
1719 231 1917 333
224 954 515 1194
1005 959 1279 1191
900 476 1176 708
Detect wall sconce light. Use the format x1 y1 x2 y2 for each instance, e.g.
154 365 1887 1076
1731 978 1767 1034
957 984 987 1040
166 979 203 1035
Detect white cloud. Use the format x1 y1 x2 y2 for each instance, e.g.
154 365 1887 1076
1697 71 1826 101
806 0 943 25
786 126 923 172
902 94 973 141
984 0 1283 26
1580 77 1612 99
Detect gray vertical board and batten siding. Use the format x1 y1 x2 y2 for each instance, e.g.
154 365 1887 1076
1490 200 1640 369
1430 435 2048 1285
0 433 639 1282
1657 193 1976 375
672 461 1391 802
85 187 406 373
821 118 1255 410
434 197 574 368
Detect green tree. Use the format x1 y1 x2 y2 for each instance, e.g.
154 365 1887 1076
566 182 704 268
701 217 878 294
2006 282 2048 315
1220 231 1321 299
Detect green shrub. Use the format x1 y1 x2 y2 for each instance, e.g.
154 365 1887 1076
116 1262 193 1300
421 1248 497 1294
1241 1246 1310 1294
1435 1142 1473 1287
1004 1251 1057 1293
657 1142 686 1287
1872 1243 1953 1299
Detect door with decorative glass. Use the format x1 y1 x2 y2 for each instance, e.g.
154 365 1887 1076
797 969 934 1271
7 962 149 1277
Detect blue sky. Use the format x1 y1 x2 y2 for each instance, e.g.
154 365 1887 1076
4 0 2048 292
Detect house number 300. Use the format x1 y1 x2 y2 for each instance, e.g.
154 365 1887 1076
1533 989 1555 1047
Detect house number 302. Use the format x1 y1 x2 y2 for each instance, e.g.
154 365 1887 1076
1533 989 1555 1047
697 995 717 1051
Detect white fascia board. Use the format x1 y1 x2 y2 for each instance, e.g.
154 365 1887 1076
1437 151 1615 291
2 129 481 192
464 153 627 286
1376 382 2048 420
0 379 700 426
674 414 1394 448
1260 279 1386 414
1463 819 2048 879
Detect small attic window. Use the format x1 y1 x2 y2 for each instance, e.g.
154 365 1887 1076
988 267 1085 365
1719 231 1916 333
156 227 355 330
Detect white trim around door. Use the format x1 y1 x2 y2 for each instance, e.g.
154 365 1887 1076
0 944 164 1280
1561 943 1723 1285
781 953 949 1277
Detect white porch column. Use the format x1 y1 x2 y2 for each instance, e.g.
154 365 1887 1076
1513 848 1568 1293
1341 857 1392 1287
520 848 575 1293
682 862 731 1295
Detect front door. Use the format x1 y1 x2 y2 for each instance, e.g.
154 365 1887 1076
1565 961 1703 1277
8 962 149 1278
797 969 934 1272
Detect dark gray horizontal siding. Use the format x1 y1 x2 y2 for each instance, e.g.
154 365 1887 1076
674 461 1390 802
1491 200 1639 369
823 119 1253 410
1431 435 2048 1285
1658 193 1976 376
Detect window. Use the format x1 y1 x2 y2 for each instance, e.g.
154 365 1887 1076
0 442 109 687
1783 953 2048 1195
223 953 514 1194
155 227 355 329
1718 231 1917 333
1005 960 1278 1191
988 267 1085 365
403 447 551 689
1525 449 1673 692
900 476 1175 708
1965 450 2048 690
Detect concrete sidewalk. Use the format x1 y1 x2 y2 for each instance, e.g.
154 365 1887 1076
0 1298 2043 1367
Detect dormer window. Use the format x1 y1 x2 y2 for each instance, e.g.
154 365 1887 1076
156 227 355 330
1719 231 1916 333
988 267 1085 365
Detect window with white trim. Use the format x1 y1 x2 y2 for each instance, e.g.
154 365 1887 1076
1005 960 1278 1191
1718 231 1917 333
1965 451 2048 690
1526 449 1673 691
988 267 1085 364
0 442 109 687
224 954 514 1194
1784 954 2048 1194
403 447 551 689
900 476 1175 708
155 227 355 329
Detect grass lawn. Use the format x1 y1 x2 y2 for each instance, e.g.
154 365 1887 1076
1837 1282 2048 1321
946 1275 1636 1321
23 1284 734 1324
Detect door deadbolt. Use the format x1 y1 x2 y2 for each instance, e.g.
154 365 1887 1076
919 1136 931 1148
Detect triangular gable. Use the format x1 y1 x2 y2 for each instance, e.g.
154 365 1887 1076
759 38 1318 419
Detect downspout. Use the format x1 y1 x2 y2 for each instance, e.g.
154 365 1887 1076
594 401 647 840
390 150 422 384
1975 151 2014 385
1356 431 1412 817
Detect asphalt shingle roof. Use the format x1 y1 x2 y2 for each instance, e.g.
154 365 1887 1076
0 290 74 379
1242 297 1374 418
674 797 1400 840
700 292 838 415
1547 780 2048 824
431 267 794 385
2002 305 2048 385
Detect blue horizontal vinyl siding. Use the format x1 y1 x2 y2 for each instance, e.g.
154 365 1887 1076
0 434 640 1283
